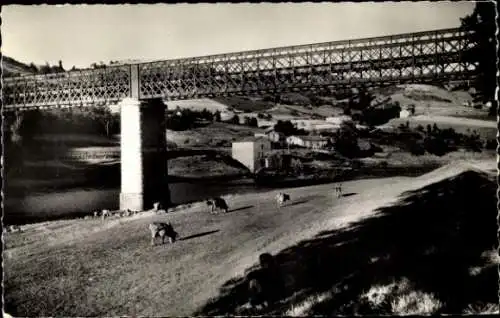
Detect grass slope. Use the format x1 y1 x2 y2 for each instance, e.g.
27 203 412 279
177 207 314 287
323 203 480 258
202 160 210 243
4 161 496 316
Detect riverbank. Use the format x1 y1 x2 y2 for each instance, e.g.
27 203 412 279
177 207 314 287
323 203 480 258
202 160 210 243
4 161 497 316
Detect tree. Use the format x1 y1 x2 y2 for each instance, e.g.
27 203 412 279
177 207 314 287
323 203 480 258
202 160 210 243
244 116 258 127
9 112 24 144
334 121 360 158
274 120 297 136
88 106 117 137
230 114 240 125
460 2 497 116
40 62 52 74
28 62 38 73
214 110 221 122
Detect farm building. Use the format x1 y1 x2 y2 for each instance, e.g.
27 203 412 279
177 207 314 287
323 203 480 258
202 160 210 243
290 119 327 131
265 127 287 146
312 123 341 133
232 136 272 173
325 115 352 125
399 109 411 118
286 135 329 149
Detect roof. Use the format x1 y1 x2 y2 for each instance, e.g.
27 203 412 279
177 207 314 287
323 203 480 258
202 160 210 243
233 136 271 143
287 135 329 142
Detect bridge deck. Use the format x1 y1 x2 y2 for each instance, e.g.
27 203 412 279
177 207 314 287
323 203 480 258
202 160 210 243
2 27 477 111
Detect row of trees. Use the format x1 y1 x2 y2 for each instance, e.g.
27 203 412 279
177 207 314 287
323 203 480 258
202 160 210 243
390 122 489 156
460 2 497 116
6 107 119 145
166 107 265 131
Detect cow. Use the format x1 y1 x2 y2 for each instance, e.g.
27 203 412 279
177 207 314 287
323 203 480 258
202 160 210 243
275 192 291 208
247 253 285 309
206 197 229 214
101 209 111 220
335 183 343 198
149 222 178 246
5 225 22 233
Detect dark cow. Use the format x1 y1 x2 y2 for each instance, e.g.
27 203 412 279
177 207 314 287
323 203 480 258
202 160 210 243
149 222 178 246
335 183 343 198
206 197 229 214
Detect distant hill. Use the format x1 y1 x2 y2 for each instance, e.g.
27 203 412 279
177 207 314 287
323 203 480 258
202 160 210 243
2 56 37 77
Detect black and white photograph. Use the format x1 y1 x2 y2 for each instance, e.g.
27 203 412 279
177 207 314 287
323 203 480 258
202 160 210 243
1 2 498 316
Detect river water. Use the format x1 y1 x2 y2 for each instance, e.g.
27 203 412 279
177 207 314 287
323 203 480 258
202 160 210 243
3 178 270 225
4 165 436 225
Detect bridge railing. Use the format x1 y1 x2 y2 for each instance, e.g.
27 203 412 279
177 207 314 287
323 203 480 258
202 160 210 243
2 27 477 110
3 65 131 110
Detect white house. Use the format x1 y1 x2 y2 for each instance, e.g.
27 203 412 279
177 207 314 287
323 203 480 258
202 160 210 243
232 136 272 173
399 109 411 118
286 135 329 149
220 110 235 121
312 123 341 133
325 115 352 125
290 119 326 131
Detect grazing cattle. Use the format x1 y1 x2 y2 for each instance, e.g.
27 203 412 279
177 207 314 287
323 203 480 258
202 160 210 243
335 183 343 198
247 253 285 309
153 202 161 211
93 211 99 218
275 192 291 208
149 222 178 246
101 209 111 220
206 197 229 214
5 225 22 233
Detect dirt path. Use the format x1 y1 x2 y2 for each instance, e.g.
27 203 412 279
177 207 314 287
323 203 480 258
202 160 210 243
4 161 494 316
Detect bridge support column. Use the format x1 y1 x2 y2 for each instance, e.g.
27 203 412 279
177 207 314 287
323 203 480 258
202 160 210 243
119 97 169 211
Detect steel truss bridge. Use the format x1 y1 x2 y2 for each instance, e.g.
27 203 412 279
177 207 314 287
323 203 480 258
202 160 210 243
2 27 478 112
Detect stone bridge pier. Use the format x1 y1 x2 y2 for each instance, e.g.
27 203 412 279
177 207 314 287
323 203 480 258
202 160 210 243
119 97 169 211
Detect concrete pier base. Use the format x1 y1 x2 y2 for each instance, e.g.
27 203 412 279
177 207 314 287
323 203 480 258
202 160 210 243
119 97 169 211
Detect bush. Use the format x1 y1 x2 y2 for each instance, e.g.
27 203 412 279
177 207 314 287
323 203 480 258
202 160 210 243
485 139 497 150
274 120 298 136
229 114 240 125
334 121 360 158
409 141 426 156
244 116 258 127
423 136 449 156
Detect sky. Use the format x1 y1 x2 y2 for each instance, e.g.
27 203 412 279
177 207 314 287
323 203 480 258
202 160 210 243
2 2 476 69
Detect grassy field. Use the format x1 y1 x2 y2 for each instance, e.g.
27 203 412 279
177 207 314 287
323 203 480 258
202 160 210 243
168 155 248 178
382 115 497 140
166 98 229 112
166 122 264 148
4 160 497 316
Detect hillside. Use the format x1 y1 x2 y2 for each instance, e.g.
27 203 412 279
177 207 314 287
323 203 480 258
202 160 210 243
372 84 488 118
3 161 497 316
2 56 36 77
166 122 265 148
166 98 229 112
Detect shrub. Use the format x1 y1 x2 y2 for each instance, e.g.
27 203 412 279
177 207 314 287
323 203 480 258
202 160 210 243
485 139 497 150
409 141 426 156
229 114 240 125
423 136 448 156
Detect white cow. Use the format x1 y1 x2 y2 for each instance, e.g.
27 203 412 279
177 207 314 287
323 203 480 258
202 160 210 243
275 192 291 208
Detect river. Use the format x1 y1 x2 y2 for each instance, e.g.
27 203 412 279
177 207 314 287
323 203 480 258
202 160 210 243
3 178 270 225
3 165 437 225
